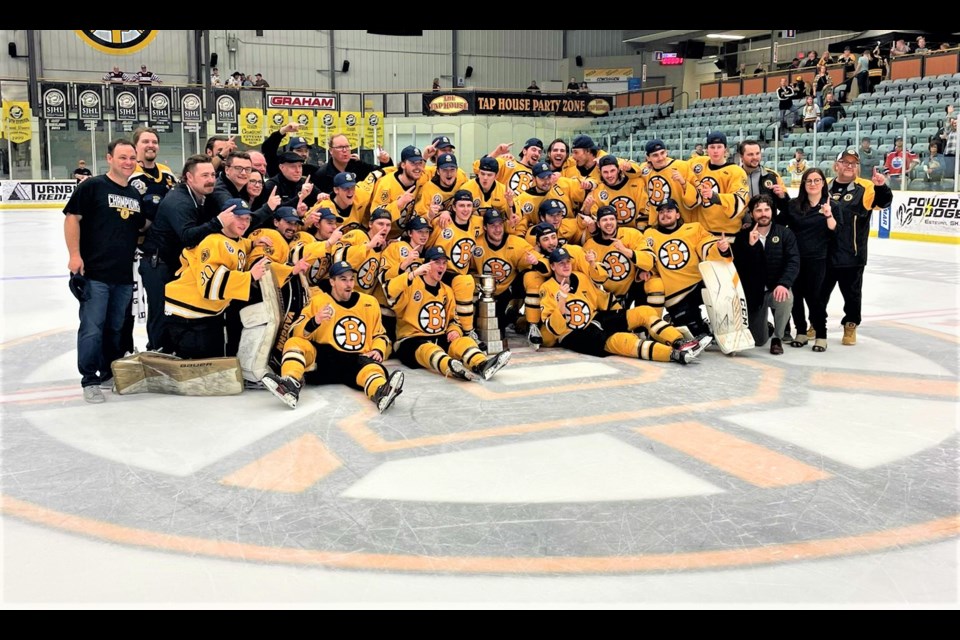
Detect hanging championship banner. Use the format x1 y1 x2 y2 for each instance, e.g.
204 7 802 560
292 109 315 145
239 108 265 146
318 111 338 148
147 87 173 133
76 83 103 131
341 111 362 150
266 108 290 146
180 89 203 133
363 111 384 149
1 101 32 144
40 82 69 131
115 89 139 132
214 89 239 135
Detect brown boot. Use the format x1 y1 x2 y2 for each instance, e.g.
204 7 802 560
770 337 784 355
842 322 857 345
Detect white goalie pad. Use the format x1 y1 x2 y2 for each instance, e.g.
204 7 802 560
237 268 282 382
698 260 755 355
111 352 243 396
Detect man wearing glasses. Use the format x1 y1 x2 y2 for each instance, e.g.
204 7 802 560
312 133 393 195
208 151 280 232
825 148 892 346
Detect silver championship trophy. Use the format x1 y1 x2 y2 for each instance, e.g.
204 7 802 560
475 274 504 353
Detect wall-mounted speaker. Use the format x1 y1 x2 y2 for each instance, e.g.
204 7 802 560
341 60 350 73
210 53 218 67
8 42 18 58
465 66 473 78
575 55 583 67
678 40 706 59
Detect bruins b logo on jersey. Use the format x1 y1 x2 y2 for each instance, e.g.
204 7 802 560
357 258 379 290
418 301 447 334
603 251 632 282
483 257 512 284
647 175 672 206
658 239 690 270
509 171 534 193
450 238 475 270
609 196 636 225
564 300 591 330
334 316 367 351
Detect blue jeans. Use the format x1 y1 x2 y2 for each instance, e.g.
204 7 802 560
817 117 836 132
77 279 133 387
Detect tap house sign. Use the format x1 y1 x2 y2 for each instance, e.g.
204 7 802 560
424 90 611 117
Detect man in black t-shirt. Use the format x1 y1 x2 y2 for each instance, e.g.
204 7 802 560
63 138 146 403
73 160 92 183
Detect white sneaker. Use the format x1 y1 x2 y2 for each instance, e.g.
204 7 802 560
83 386 105 404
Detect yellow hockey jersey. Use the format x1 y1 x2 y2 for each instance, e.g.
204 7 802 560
427 217 484 276
165 233 253 319
642 222 730 301
471 234 537 296
384 272 460 342
462 177 512 217
523 217 588 247
333 229 385 297
686 158 749 234
515 177 591 232
414 174 468 219
530 243 608 285
582 227 654 297
472 156 535 193
539 271 616 344
586 176 646 229
291 290 390 357
635 158 699 228
370 170 422 233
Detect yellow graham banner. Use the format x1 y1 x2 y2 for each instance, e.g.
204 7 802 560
239 108 265 146
363 112 385 149
340 112 362 150
266 108 290 146
317 112 338 148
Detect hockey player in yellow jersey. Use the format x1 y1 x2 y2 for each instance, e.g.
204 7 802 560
581 155 646 229
163 198 272 358
472 138 544 194
523 222 608 349
421 136 469 185
569 135 642 185
642 199 733 337
687 132 749 235
582 205 660 312
414 152 468 221
473 208 540 338
333 207 391 299
326 171 373 231
385 246 511 381
369 145 425 236
522 198 588 248
378 214 432 341
427 190 483 340
514 161 593 235
546 138 579 179
635 139 699 229
462 156 515 219
289 208 346 287
263 260 404 413
538 247 710 364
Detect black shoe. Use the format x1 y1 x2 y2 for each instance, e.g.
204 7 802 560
261 373 301 409
473 350 512 380
372 371 404 414
767 321 775 339
770 337 784 355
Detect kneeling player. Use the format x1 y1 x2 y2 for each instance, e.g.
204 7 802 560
386 246 511 381
539 247 709 364
263 260 403 413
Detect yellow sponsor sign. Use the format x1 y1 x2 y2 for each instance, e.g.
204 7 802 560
341 111 362 150
317 111 338 147
266 108 290 146
2 101 32 144
291 110 315 145
363 112 384 149
239 108 265 146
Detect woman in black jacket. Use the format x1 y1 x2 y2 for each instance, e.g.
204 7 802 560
778 168 839 352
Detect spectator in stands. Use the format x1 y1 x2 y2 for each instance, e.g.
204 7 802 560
800 51 818 68
933 106 956 154
567 77 580 94
939 43 951 51
73 159 93 183
226 72 241 87
103 65 126 84
579 82 590 94
526 80 541 93
856 49 871 95
801 96 820 132
241 73 254 87
432 78 441 91
868 50 885 92
890 39 911 58
787 149 808 187
753 62 766 76
818 92 846 132
792 77 808 99
210 67 221 87
253 73 269 88
920 142 945 184
136 64 160 85
883 137 919 189
788 57 802 70
818 50 834 66
915 36 931 55
943 117 958 176
777 77 798 134
814 64 832 106
858 137 882 178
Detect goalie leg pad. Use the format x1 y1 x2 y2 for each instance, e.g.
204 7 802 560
111 352 243 396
